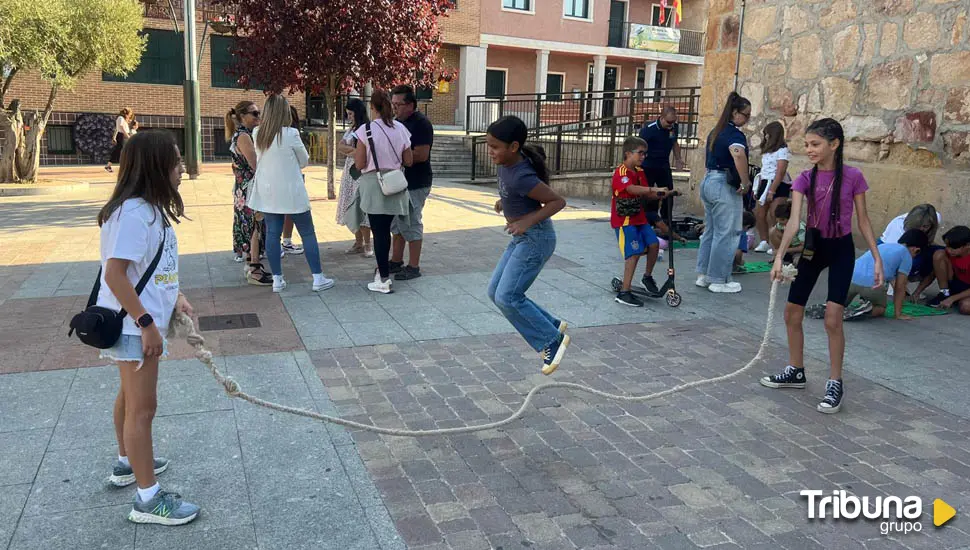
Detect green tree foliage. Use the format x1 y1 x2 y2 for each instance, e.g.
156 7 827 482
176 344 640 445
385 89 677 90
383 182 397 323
0 0 146 182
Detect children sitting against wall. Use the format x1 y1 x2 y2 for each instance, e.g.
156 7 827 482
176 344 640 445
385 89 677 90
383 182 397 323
843 229 928 320
925 226 970 314
733 211 756 274
768 201 805 264
612 137 668 307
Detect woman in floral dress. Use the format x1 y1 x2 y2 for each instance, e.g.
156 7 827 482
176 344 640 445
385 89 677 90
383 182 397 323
226 101 272 285
336 98 372 256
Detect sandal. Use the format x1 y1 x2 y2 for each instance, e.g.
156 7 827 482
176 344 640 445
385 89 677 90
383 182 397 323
346 243 364 254
246 263 272 286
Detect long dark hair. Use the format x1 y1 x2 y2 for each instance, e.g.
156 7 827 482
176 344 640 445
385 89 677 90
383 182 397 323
345 98 369 128
708 92 751 152
98 131 185 226
487 115 549 182
370 90 395 126
761 121 786 154
805 118 845 234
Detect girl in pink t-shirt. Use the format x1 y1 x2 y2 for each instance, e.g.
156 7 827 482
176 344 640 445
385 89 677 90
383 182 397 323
761 118 883 415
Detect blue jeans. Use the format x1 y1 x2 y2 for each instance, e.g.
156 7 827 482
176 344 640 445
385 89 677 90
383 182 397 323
487 219 560 352
264 211 322 276
696 170 743 284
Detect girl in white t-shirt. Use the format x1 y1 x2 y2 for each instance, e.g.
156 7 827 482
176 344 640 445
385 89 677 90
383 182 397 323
753 121 791 253
96 130 200 526
105 107 134 173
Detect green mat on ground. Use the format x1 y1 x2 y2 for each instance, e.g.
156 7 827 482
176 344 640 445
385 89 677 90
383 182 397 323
882 301 950 317
672 240 700 249
734 261 773 274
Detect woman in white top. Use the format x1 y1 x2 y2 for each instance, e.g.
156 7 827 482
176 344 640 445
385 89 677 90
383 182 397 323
247 94 334 293
105 107 134 173
353 91 413 294
753 121 791 253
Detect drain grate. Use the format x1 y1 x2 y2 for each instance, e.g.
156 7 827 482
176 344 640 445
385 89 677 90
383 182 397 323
197 313 261 332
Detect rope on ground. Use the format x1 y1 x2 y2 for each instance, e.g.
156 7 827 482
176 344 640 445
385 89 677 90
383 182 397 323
171 265 797 438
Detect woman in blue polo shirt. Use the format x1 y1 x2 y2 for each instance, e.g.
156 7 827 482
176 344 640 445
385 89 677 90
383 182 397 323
696 92 752 294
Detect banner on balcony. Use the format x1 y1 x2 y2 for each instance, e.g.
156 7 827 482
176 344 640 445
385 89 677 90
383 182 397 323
628 25 680 53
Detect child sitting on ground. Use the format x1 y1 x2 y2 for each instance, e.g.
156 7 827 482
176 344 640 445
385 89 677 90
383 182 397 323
612 137 668 307
926 225 970 313
843 229 928 320
768 201 805 264
733 211 756 273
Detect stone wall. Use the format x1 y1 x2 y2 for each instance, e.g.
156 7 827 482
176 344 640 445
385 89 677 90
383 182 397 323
691 0 970 232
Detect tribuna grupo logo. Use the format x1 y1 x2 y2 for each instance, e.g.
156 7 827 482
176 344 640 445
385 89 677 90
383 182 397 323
801 490 956 535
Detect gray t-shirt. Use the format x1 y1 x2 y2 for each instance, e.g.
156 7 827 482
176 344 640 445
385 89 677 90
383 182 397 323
498 157 542 219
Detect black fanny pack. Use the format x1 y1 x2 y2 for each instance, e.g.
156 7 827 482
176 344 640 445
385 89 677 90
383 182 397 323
615 197 643 217
69 229 166 349
801 227 821 262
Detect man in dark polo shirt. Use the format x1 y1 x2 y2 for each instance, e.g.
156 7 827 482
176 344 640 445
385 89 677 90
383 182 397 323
639 106 686 227
389 84 434 280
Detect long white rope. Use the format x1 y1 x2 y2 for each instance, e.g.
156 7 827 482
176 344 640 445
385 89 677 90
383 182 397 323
171 266 796 437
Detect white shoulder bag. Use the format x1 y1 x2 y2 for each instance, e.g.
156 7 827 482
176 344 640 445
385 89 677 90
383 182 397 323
365 122 408 196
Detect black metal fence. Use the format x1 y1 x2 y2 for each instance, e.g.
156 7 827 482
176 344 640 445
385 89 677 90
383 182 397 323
465 86 699 136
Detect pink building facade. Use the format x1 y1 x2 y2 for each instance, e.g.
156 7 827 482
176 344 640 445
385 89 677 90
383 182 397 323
456 0 706 127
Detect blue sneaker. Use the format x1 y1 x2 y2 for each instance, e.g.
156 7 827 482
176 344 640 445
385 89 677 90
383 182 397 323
109 457 169 487
541 333 570 376
128 490 200 526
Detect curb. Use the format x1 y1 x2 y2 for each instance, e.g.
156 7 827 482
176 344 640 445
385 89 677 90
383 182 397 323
0 182 91 196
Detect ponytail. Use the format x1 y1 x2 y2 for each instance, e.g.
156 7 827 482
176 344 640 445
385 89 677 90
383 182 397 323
225 100 256 142
370 90 395 126
708 92 751 152
487 115 550 182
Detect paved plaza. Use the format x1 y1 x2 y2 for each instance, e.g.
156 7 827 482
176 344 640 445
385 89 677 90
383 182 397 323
1 165 969 549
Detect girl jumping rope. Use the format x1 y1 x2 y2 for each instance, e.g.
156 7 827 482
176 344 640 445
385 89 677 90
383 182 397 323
486 116 569 375
763 118 883 414
97 130 200 524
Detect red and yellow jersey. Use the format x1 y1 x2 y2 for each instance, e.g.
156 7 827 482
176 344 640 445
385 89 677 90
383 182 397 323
611 164 649 228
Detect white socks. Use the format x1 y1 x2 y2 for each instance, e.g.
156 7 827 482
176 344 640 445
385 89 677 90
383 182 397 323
118 455 130 467
137 482 160 502
282 238 292 246
943 288 951 296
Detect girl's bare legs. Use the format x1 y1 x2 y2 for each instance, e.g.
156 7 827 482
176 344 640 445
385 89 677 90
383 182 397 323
114 388 126 457
361 226 371 247
353 229 364 248
823 302 846 380
784 303 805 368
755 203 770 243
116 357 160 488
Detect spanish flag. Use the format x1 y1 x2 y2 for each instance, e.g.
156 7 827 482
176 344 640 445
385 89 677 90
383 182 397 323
673 0 682 26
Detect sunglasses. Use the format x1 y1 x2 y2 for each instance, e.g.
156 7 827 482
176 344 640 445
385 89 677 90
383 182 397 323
246 110 260 117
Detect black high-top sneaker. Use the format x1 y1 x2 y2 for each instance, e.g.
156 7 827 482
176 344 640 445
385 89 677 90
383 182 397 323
759 365 806 389
817 379 844 414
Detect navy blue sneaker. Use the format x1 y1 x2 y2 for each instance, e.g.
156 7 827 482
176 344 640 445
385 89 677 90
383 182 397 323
817 379 844 414
554 319 568 334
541 333 570 375
128 490 200 526
109 457 169 487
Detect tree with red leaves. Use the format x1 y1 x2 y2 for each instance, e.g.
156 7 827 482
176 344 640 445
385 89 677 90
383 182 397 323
215 0 452 199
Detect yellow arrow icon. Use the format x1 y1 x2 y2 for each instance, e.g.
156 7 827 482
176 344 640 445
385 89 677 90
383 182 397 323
934 499 956 527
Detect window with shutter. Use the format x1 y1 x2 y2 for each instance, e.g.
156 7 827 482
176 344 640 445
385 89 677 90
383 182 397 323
211 36 241 88
103 30 184 85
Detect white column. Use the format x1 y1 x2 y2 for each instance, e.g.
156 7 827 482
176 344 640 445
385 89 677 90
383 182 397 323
457 44 488 129
535 49 550 95
591 54 607 119
363 82 373 98
645 60 658 102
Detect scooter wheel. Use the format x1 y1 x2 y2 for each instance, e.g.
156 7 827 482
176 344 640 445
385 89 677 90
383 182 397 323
666 291 682 308
611 278 622 293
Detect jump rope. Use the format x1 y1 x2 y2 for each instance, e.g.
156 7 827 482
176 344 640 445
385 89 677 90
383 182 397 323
169 264 798 437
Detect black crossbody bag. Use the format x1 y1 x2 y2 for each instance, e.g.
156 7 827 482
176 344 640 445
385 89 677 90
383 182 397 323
69 228 166 349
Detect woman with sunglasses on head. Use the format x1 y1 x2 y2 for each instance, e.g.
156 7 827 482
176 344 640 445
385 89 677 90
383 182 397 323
226 101 271 285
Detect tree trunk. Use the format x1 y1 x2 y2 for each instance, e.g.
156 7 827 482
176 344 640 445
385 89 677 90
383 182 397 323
326 78 337 200
17 112 46 182
0 103 23 183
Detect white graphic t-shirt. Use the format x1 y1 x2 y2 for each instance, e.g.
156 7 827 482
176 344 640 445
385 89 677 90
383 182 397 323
97 198 179 336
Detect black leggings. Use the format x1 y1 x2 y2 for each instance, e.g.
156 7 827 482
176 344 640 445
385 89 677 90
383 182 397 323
369 214 394 278
788 233 855 307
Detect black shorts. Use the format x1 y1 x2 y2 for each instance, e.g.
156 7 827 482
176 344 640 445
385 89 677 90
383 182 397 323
774 182 792 199
642 163 674 217
788 234 856 307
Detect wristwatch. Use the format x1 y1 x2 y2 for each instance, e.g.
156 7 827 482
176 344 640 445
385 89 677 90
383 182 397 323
135 313 154 329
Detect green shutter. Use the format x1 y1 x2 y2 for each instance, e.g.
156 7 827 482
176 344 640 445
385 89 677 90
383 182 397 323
485 70 505 99
211 36 240 88
103 30 184 85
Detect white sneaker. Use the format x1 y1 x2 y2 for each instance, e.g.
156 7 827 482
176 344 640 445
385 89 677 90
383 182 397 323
695 275 711 288
709 282 742 293
754 241 770 253
363 245 374 258
766 248 775 257
312 273 335 292
272 275 287 293
367 278 393 294
233 254 245 263
373 268 392 285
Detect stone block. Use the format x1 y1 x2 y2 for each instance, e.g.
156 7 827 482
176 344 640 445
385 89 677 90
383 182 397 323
903 12 940 50
842 115 891 142
821 77 857 119
864 58 914 110
743 7 777 43
885 143 943 168
945 88 970 123
821 0 857 28
943 131 970 163
790 35 821 80
873 0 914 16
894 112 936 143
880 23 899 56
953 11 967 46
783 6 811 36
756 41 780 61
861 23 878 65
721 15 740 49
740 82 765 117
832 26 861 72
930 51 970 86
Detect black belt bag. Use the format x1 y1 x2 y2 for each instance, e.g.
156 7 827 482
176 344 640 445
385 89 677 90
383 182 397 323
69 229 166 349
802 227 821 262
